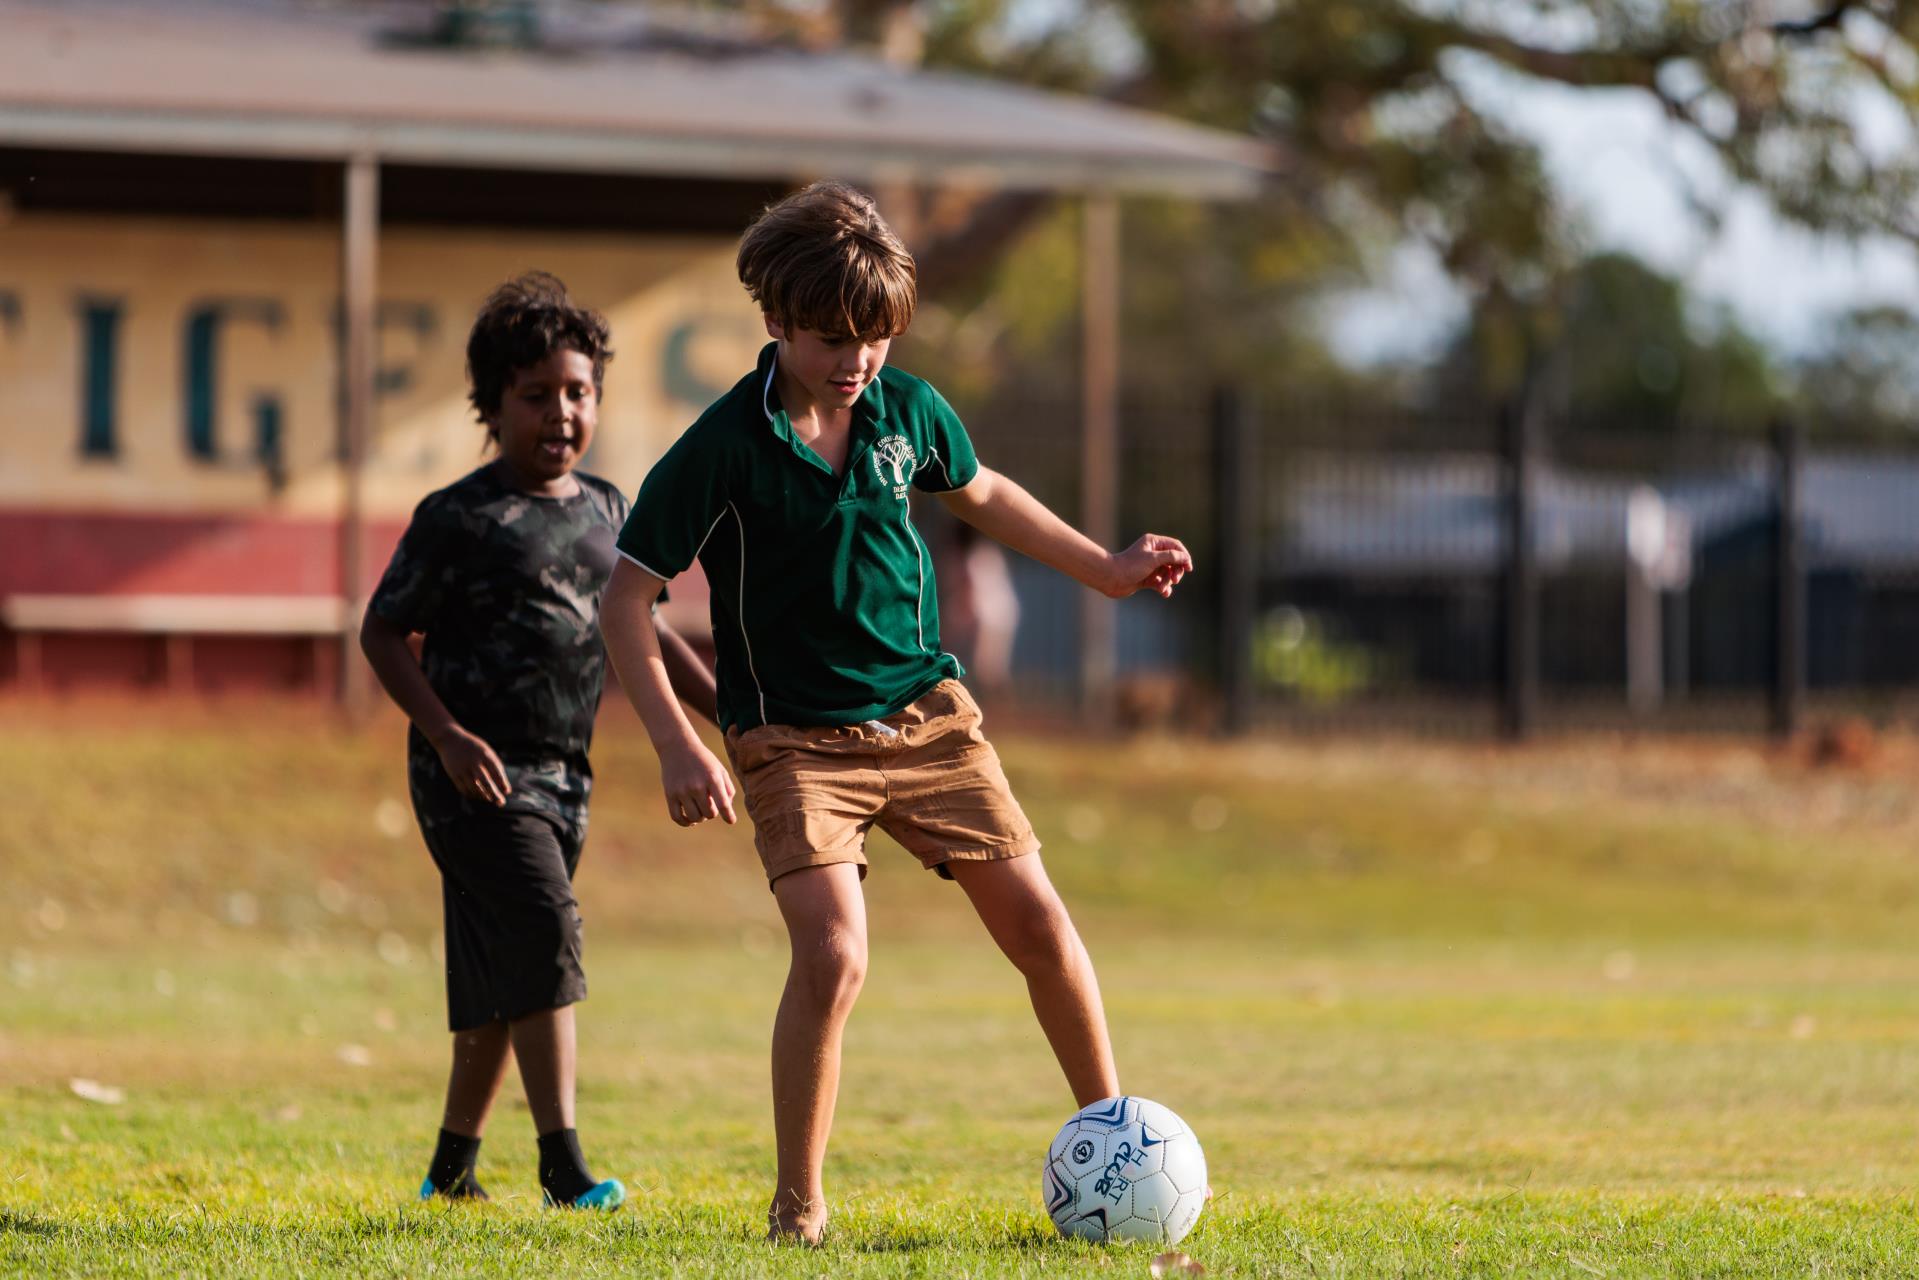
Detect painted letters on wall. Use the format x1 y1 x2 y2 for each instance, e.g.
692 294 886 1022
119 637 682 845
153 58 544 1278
0 215 765 521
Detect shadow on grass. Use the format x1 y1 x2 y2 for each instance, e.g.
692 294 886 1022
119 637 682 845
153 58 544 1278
0 1209 60 1238
842 1218 1062 1255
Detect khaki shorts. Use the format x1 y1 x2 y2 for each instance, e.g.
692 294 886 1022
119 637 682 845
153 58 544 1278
723 679 1039 885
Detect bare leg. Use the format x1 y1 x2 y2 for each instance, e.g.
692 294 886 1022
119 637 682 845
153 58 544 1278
441 1020 513 1137
508 1004 577 1136
767 863 868 1244
947 853 1119 1106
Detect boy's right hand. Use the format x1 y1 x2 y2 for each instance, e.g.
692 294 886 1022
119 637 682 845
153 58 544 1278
1103 533 1194 599
429 724 512 807
661 739 738 827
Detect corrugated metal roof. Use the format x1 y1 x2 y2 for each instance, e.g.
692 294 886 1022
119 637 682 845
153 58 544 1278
0 0 1278 197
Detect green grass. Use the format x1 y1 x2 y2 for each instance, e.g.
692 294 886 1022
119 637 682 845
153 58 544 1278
7 704 1919 1274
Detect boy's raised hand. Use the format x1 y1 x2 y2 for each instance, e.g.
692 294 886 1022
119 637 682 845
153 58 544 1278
429 724 513 807
1104 533 1194 599
661 739 738 827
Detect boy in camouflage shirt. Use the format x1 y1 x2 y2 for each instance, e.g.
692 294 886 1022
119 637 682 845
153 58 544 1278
361 274 715 1210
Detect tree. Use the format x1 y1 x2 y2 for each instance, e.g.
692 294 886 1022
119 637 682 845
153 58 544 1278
1436 250 1782 429
1793 304 1919 434
715 1 1919 410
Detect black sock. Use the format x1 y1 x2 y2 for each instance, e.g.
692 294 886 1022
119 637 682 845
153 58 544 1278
537 1128 598 1205
426 1128 488 1200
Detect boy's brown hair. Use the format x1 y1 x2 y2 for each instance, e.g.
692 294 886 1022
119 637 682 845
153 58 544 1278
737 181 916 342
465 272 614 437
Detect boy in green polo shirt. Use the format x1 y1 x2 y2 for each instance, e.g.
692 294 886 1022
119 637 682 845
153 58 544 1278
601 180 1192 1245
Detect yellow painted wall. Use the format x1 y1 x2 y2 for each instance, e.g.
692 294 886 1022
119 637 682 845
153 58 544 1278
0 214 766 517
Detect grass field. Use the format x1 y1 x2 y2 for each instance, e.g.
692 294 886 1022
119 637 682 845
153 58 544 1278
8 701 1919 1276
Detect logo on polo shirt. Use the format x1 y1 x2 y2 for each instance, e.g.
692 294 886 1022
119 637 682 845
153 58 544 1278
873 435 917 501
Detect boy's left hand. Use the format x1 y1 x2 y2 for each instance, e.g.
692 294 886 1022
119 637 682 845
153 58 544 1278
1103 534 1193 599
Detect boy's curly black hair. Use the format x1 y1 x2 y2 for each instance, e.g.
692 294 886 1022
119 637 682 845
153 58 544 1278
465 272 613 437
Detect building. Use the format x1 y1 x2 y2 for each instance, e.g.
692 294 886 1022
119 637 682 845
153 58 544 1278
0 0 1273 695
1273 442 1919 708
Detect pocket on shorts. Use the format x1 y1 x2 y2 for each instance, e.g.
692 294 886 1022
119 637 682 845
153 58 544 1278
725 724 842 822
725 723 797 775
926 680 987 746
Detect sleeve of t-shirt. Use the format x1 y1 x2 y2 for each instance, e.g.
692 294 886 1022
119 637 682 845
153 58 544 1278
367 492 462 633
616 424 727 581
912 383 980 493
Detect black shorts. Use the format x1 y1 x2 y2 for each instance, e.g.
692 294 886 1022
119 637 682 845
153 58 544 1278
420 810 587 1032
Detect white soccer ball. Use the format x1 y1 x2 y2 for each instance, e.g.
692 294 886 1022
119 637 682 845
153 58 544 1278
1043 1095 1207 1245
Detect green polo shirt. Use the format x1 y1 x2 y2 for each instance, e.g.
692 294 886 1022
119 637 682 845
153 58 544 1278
618 343 979 731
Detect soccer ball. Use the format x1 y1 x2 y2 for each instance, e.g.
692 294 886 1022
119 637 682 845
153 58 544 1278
1043 1095 1207 1245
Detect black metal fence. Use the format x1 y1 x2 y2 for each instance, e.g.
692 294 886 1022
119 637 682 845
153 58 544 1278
948 388 1919 737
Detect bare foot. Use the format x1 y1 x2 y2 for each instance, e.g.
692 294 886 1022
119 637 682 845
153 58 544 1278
766 1198 828 1246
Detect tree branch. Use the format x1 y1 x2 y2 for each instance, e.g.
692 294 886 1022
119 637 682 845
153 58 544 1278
1772 2 1858 39
1405 16 1700 91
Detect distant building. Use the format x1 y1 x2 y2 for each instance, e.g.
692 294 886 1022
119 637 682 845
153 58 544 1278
1272 445 1919 698
0 0 1271 694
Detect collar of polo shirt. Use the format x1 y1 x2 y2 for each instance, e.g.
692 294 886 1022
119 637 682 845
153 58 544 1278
756 342 888 477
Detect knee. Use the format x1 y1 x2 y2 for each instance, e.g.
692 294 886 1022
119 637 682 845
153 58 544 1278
790 929 867 1014
1000 907 1082 978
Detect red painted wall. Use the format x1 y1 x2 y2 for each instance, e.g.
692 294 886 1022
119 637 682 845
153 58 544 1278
0 510 407 597
0 508 398 692
0 508 713 694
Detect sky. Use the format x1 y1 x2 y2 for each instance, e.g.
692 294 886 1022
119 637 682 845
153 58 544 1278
1325 62 1919 367
997 0 1919 367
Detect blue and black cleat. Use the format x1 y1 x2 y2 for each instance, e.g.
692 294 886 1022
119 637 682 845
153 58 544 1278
544 1178 626 1211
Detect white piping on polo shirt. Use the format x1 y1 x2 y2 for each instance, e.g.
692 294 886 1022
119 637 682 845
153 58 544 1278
616 547 673 581
691 507 727 562
640 505 768 726
752 366 786 725
922 445 959 492
732 359 781 725
617 500 726 581
719 499 768 727
904 505 930 653
907 446 944 654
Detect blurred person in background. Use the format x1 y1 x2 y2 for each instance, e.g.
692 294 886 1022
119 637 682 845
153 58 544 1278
936 517 1020 701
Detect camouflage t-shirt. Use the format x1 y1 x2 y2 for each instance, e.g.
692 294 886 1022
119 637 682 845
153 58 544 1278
369 462 630 833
